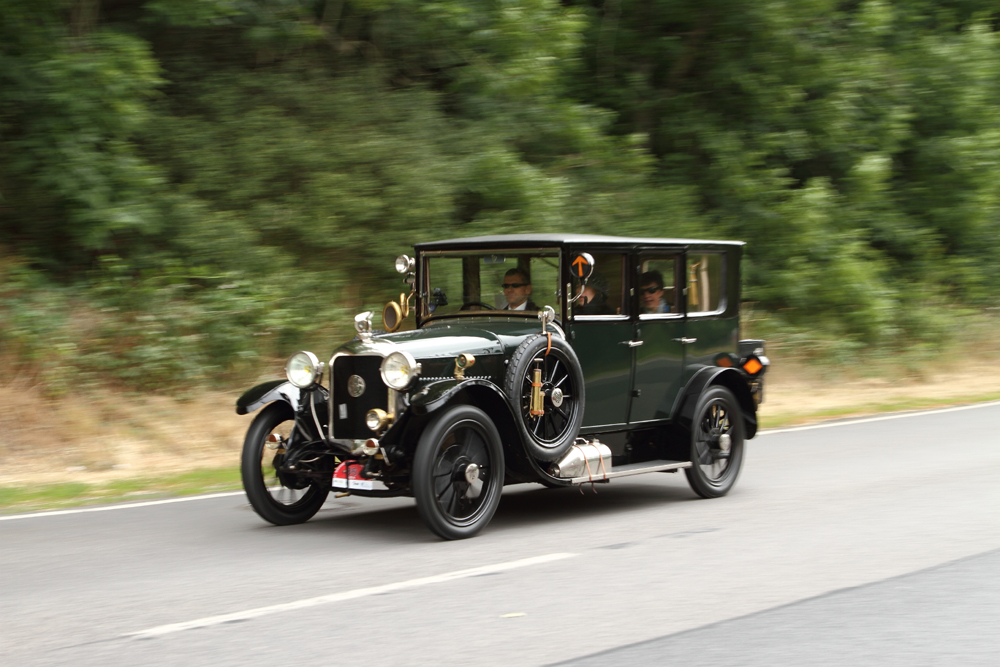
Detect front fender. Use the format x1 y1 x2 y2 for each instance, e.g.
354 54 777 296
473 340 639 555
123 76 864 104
409 379 549 485
408 378 508 415
236 380 302 415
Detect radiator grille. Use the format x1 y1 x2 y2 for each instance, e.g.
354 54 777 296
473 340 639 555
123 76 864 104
332 355 387 439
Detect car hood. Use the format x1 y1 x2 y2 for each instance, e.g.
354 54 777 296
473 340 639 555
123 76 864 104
336 317 549 359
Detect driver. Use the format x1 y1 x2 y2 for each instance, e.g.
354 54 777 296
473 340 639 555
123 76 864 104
502 268 538 311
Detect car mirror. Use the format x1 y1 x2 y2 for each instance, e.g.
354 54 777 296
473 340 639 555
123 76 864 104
568 252 596 304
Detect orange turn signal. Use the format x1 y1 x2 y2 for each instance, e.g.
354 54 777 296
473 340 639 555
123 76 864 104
743 358 763 375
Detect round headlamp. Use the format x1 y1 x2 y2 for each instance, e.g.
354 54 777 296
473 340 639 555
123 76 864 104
365 409 391 432
380 351 421 390
285 351 321 389
395 255 415 274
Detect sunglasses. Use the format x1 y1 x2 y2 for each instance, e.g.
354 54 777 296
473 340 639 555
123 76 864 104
502 282 528 289
641 286 662 295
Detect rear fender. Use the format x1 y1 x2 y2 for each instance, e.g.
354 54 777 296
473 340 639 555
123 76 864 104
675 367 758 439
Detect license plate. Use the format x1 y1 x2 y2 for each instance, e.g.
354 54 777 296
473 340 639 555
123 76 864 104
332 461 386 491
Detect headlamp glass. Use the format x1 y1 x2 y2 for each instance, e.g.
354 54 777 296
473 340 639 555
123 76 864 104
380 351 419 390
395 255 413 274
285 351 320 389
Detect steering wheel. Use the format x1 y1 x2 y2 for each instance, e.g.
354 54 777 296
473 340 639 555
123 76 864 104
459 301 496 311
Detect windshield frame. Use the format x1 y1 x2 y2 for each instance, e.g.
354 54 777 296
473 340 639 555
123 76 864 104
417 248 563 326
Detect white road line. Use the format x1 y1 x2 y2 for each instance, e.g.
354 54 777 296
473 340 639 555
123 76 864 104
759 399 1000 435
124 552 578 639
3 399 998 522
0 492 244 522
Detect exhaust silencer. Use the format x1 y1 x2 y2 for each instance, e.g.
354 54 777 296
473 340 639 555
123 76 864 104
548 439 612 479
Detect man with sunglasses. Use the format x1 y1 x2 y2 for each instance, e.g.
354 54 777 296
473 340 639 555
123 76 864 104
639 270 671 314
501 268 537 311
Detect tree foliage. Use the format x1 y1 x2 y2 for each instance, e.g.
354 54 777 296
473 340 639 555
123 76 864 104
2 0 1000 386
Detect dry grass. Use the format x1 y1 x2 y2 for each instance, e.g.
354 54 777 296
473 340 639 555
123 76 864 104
759 359 1000 428
3 343 1000 490
0 380 247 487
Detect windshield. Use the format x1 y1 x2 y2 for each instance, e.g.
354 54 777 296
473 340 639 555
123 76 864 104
422 250 561 318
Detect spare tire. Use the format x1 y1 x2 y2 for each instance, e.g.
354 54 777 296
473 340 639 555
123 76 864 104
504 334 585 461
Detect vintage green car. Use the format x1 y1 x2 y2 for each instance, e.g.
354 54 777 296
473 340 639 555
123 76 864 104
236 234 768 539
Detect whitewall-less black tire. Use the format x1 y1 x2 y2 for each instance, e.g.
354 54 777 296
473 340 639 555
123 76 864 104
684 386 745 498
241 402 329 525
504 334 585 462
412 405 505 540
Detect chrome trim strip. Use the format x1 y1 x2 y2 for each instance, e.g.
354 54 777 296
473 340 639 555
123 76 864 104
421 248 561 257
309 391 326 443
327 352 351 442
573 314 630 321
346 339 398 357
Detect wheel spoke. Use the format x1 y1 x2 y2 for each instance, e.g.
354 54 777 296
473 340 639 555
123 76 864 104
464 430 486 458
452 428 472 456
546 359 561 385
694 438 712 465
433 455 452 478
447 485 462 515
437 481 454 504
468 443 490 469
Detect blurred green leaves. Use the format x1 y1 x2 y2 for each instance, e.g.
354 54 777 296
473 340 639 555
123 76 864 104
3 0 1000 388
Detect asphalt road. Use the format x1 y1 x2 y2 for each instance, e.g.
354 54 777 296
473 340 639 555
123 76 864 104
2 402 999 666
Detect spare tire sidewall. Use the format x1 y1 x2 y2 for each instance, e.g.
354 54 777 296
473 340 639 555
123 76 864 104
504 334 585 462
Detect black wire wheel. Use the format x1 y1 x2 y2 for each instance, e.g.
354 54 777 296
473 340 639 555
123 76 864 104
241 402 330 525
504 334 585 462
684 386 745 498
412 405 505 540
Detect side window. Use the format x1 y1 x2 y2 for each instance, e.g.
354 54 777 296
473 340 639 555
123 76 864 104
638 256 678 316
686 252 725 314
572 252 625 316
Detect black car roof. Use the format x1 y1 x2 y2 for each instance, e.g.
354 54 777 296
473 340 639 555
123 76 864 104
414 233 744 250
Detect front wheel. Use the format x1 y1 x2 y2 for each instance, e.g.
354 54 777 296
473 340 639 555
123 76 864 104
241 402 330 525
684 386 745 498
412 405 505 540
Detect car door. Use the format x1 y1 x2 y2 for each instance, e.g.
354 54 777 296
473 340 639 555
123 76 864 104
628 251 687 424
566 249 633 430
682 249 739 385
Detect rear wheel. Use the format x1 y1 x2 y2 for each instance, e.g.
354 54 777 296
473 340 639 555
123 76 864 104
412 405 504 540
684 386 745 498
241 402 329 525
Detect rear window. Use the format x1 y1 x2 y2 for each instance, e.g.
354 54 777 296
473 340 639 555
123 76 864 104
686 253 725 314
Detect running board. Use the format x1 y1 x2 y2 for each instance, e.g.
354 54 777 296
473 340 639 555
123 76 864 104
567 459 691 485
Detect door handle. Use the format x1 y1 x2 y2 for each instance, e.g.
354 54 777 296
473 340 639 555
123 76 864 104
672 337 697 344
620 340 644 347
